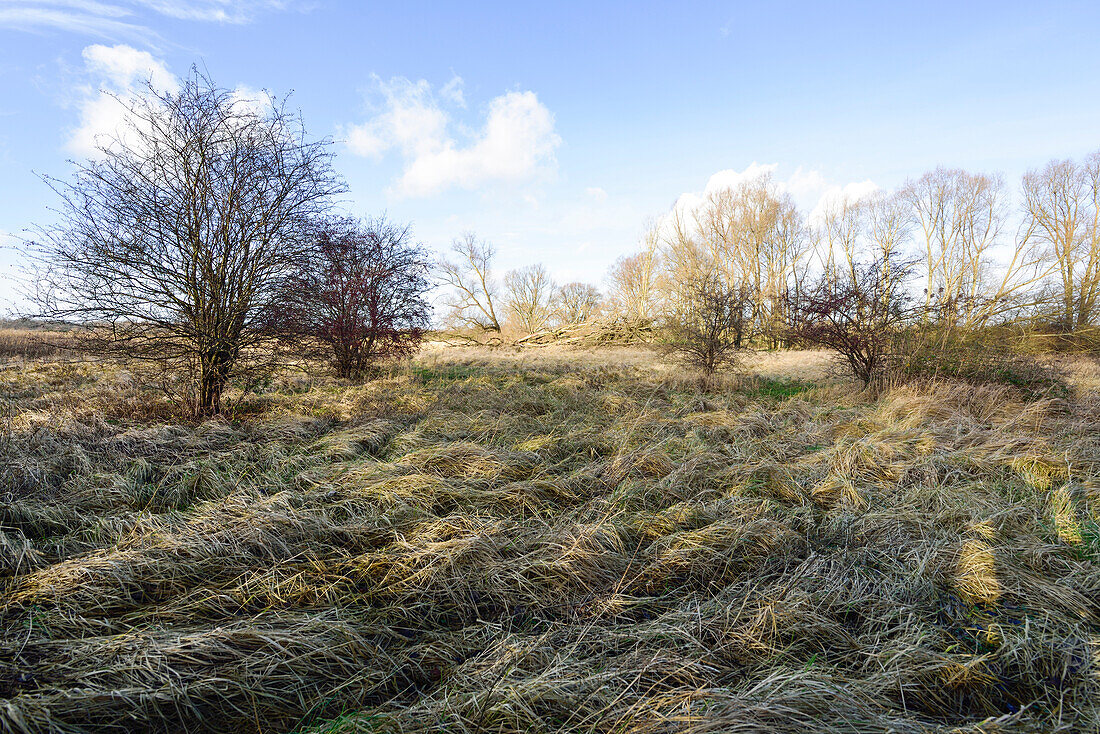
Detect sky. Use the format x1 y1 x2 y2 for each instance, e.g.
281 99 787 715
1 0 1099 312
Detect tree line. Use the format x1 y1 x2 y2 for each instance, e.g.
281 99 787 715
445 156 1100 386
26 69 1099 415
624 162 1098 344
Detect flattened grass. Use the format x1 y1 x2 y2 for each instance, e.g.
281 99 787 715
0 348 1098 732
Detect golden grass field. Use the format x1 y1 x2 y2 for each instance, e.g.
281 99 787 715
1 344 1099 733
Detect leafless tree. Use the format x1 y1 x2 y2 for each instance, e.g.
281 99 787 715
30 69 342 415
554 282 602 325
818 191 912 308
608 222 661 323
504 263 556 333
272 217 431 379
820 193 865 284
865 191 913 305
1022 151 1100 333
438 233 502 333
901 167 1045 328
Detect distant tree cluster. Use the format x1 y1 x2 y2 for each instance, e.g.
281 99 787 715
438 236 608 339
436 152 1098 386
592 157 1100 384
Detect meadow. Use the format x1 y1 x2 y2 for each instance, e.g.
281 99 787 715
0 344 1098 733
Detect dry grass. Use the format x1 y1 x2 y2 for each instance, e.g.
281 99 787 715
1 346 1098 733
0 328 80 362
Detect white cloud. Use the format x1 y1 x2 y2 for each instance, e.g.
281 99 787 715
67 43 177 157
131 1 294 24
345 77 447 160
66 48 276 157
0 6 155 44
0 1 301 44
344 76 561 197
669 162 778 219
786 166 829 201
667 162 878 226
440 74 465 108
810 179 879 221
82 42 175 90
229 83 271 115
585 186 608 201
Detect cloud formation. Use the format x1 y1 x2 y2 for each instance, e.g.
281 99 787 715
0 1 299 44
344 76 561 198
130 1 294 24
65 46 277 158
67 43 177 156
669 163 878 225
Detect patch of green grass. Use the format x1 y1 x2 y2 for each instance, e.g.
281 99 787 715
410 364 480 384
741 376 816 400
1076 520 1100 563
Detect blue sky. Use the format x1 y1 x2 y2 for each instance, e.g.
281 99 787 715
1 1 1099 311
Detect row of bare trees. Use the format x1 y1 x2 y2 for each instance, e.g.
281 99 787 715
434 155 1098 379
589 155 1100 373
438 234 604 336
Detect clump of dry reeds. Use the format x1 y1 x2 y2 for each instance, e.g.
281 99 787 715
0 326 80 362
0 347 1098 732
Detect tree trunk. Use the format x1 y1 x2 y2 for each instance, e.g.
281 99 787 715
197 350 231 416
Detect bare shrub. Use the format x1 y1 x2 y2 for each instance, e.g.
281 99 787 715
272 216 431 379
664 270 749 377
787 258 914 386
886 325 1069 398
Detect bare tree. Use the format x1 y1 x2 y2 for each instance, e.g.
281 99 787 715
865 191 913 305
504 264 556 333
901 168 1044 328
1022 151 1100 333
554 282 602 325
438 233 502 333
818 191 912 309
820 193 865 285
273 217 431 379
608 222 661 323
30 69 342 415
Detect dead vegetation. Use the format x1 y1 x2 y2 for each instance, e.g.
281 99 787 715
0 346 1098 732
0 328 79 361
